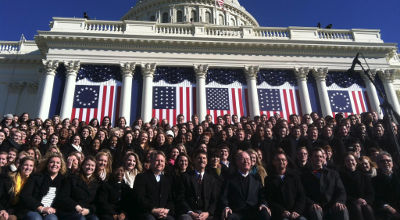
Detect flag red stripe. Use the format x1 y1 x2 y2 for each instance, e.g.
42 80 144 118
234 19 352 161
100 86 107 122
231 88 237 116
152 109 156 118
238 88 244 117
289 89 296 115
193 87 197 115
283 89 290 120
93 108 98 121
244 89 249 116
173 109 177 125
186 87 190 122
166 108 170 125
79 108 84 121
108 86 115 119
179 87 183 115
213 110 218 124
358 91 366 112
352 91 360 115
158 110 162 124
71 108 76 120
85 109 90 124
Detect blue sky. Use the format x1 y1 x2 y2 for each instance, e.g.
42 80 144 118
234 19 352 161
1 0 399 48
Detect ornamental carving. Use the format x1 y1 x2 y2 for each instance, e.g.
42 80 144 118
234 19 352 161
294 67 309 80
141 63 157 77
244 65 259 80
64 61 81 76
193 64 209 79
120 62 136 77
311 67 329 81
41 60 59 75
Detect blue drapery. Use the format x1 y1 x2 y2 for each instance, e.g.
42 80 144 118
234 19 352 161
257 69 297 86
154 67 195 84
326 71 365 88
206 68 246 85
77 65 122 82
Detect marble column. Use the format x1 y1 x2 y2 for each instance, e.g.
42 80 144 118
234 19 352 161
141 63 157 123
37 60 59 119
194 64 208 122
60 61 80 119
244 65 260 118
361 70 383 118
379 69 400 115
312 67 332 116
119 63 136 125
294 67 312 115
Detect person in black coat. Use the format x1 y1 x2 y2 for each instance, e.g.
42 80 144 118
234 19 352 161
300 148 349 220
372 151 400 220
265 152 306 220
177 150 217 220
55 156 101 220
96 166 131 220
19 153 66 220
339 153 375 220
221 151 271 220
133 151 175 220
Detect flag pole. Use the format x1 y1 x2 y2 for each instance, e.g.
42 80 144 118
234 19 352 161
214 0 217 24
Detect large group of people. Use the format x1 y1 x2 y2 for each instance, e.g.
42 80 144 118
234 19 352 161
0 111 400 220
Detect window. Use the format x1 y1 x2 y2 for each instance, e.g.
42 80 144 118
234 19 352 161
176 10 183 22
191 10 198 22
162 12 169 23
219 14 224 25
205 11 212 23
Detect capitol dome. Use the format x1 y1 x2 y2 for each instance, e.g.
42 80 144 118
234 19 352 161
122 0 259 26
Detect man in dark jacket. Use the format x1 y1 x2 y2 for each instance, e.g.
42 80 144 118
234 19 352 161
221 151 271 220
134 151 174 220
301 148 349 220
372 151 400 220
265 152 306 220
177 150 217 220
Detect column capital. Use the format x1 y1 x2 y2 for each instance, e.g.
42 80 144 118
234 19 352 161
311 67 329 80
379 69 396 83
141 63 157 77
193 64 209 79
41 59 59 75
294 67 310 80
244 65 259 80
64 61 81 76
120 62 136 77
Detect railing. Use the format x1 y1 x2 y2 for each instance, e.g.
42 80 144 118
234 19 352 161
156 24 193 35
0 42 20 53
44 18 385 43
84 21 125 32
205 26 242 37
317 29 353 41
254 27 290 39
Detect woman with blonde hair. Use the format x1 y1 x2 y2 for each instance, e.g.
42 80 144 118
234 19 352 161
20 153 67 220
95 151 113 182
122 152 143 189
247 148 268 186
0 157 35 220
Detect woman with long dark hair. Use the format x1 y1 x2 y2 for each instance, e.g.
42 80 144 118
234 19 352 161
55 156 100 220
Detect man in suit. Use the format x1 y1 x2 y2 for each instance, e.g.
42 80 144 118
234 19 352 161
134 151 175 220
265 152 306 220
301 148 349 220
178 150 217 220
221 151 271 220
372 151 400 220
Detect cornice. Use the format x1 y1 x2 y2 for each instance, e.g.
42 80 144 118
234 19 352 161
34 33 396 58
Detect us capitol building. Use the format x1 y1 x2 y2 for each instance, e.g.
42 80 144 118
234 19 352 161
0 0 399 125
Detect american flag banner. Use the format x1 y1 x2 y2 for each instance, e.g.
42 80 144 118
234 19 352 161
152 80 196 126
216 0 224 7
206 82 248 123
71 78 121 125
258 82 301 120
327 83 371 117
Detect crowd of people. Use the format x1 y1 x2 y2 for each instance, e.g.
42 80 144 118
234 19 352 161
0 111 400 220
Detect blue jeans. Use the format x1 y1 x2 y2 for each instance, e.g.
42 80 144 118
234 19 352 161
24 211 58 220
